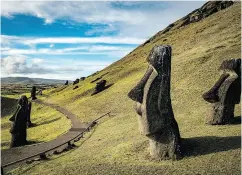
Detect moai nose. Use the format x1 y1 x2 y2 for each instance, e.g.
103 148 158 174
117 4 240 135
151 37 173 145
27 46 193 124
128 66 153 103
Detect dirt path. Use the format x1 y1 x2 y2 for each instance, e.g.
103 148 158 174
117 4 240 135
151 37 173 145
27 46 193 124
1 99 88 172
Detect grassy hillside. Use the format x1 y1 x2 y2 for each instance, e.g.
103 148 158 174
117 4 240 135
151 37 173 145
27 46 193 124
1 97 71 149
10 2 241 175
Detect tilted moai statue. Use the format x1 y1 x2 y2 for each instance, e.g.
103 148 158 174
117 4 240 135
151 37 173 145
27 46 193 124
128 45 182 160
92 80 107 95
202 58 241 124
9 95 29 147
31 86 37 100
64 80 68 85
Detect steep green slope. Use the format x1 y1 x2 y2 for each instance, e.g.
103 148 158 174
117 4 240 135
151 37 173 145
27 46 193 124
1 97 71 149
11 2 241 175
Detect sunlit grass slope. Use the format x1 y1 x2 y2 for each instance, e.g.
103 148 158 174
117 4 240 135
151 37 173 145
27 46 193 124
1 97 71 149
12 3 241 175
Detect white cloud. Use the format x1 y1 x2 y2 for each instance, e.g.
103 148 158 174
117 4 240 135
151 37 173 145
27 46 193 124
1 1 205 38
49 44 54 48
32 58 44 64
1 55 113 79
1 35 146 46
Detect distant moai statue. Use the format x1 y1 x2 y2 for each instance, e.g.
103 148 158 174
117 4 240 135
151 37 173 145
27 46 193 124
73 79 79 85
31 86 37 100
92 80 107 95
80 77 85 81
64 80 68 85
9 95 29 147
27 102 33 128
202 58 241 124
128 45 182 160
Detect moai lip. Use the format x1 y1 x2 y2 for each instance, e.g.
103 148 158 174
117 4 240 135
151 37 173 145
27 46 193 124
202 58 241 125
128 45 182 160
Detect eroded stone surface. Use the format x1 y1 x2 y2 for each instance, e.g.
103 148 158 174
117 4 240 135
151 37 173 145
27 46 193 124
202 58 241 124
128 45 182 160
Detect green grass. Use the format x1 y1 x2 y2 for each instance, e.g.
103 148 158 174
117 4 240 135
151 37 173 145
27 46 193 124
8 3 241 175
1 98 71 149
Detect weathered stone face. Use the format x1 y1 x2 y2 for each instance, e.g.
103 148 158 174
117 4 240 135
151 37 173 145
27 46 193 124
10 95 29 147
64 80 68 85
128 46 174 135
202 58 241 124
128 45 181 160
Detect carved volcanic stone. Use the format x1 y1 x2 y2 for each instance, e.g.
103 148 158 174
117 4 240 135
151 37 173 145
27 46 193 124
9 95 29 147
80 77 85 81
128 45 182 160
92 80 107 95
31 86 37 100
73 79 79 85
64 80 68 85
202 58 241 124
27 102 33 128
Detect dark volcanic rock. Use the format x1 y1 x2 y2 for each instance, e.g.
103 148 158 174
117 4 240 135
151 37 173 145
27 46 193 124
73 79 79 85
92 80 107 95
80 77 85 81
128 45 182 160
9 95 29 147
202 58 241 125
73 86 79 90
31 86 37 100
64 80 68 85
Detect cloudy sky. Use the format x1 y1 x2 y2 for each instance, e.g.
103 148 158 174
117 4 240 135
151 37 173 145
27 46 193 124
1 1 205 80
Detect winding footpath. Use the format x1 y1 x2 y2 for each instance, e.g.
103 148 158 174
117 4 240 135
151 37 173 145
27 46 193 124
1 99 89 172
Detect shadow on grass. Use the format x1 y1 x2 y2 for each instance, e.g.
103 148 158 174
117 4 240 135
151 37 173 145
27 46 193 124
183 135 241 157
36 117 61 126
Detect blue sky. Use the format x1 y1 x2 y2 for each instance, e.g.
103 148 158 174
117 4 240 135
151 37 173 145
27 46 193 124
1 1 205 80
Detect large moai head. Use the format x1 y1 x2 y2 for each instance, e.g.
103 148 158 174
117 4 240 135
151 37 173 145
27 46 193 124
202 58 241 124
18 95 28 107
128 45 181 160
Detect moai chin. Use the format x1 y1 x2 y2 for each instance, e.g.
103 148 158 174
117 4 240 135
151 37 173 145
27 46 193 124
128 45 182 160
202 58 241 125
31 86 37 100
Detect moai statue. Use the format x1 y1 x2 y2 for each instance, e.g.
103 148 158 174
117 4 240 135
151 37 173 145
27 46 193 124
31 86 37 100
128 45 182 160
9 95 29 147
64 80 68 85
27 102 33 128
92 80 107 95
202 58 241 124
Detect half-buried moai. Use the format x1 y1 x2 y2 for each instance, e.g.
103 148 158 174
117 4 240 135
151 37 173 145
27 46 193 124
202 58 241 125
31 86 37 100
128 45 182 160
64 80 68 85
9 95 29 147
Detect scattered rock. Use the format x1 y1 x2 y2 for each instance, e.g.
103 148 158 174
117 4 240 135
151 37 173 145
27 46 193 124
73 79 79 85
80 77 85 81
92 80 107 95
73 86 79 90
